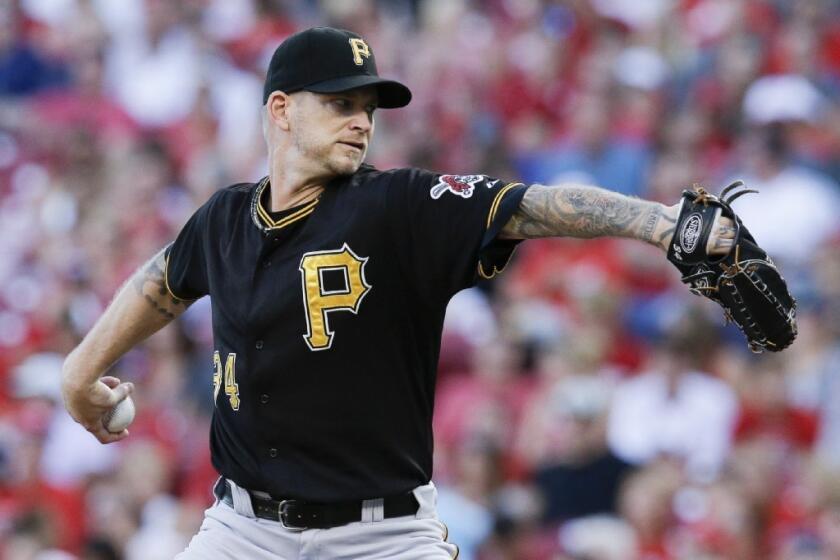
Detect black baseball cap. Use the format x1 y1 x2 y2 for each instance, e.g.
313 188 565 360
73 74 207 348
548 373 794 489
263 27 412 109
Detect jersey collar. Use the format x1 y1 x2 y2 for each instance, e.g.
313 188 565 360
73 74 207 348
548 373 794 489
250 176 321 233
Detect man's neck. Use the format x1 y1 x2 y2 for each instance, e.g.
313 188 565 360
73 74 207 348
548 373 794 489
267 177 324 212
267 158 328 212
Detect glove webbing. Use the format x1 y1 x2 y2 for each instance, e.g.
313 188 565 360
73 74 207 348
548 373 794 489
718 259 797 352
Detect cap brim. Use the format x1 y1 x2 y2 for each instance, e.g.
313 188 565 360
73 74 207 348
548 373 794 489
305 75 412 109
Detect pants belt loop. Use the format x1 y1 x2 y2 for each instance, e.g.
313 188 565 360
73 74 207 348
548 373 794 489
212 477 225 502
227 479 256 519
361 498 385 523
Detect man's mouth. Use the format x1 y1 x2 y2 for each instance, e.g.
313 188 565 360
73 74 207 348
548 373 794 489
339 140 365 151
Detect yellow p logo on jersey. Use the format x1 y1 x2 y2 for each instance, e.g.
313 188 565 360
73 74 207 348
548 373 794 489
349 38 371 66
299 244 372 351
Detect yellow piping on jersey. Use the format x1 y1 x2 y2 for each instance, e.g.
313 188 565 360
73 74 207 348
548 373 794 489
485 182 521 229
164 252 187 301
257 199 318 230
255 180 320 230
477 245 518 279
478 182 522 279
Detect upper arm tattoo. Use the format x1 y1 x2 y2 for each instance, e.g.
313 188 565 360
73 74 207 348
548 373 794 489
501 184 672 247
131 248 193 320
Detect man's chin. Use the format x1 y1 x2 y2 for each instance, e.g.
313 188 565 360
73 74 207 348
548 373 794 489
329 157 364 176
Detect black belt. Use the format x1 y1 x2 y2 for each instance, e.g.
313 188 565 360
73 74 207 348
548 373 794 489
217 479 419 530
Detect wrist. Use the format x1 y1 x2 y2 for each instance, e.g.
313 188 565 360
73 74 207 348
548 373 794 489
651 203 679 252
61 351 95 395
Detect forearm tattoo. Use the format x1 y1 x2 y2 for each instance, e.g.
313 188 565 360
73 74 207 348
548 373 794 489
654 210 677 247
502 184 671 247
131 249 190 320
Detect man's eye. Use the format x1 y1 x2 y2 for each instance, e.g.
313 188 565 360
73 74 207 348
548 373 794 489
332 99 350 109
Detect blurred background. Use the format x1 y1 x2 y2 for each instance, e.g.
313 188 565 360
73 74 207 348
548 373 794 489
0 0 839 558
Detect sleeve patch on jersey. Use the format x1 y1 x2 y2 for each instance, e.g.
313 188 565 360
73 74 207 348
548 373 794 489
430 174 486 200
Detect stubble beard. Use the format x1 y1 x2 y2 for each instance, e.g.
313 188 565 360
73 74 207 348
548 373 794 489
327 152 361 176
293 128 361 178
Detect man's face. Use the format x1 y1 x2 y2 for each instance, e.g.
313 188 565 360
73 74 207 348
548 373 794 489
288 87 378 177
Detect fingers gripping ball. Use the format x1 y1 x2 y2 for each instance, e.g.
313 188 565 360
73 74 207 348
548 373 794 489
103 395 135 433
666 181 797 353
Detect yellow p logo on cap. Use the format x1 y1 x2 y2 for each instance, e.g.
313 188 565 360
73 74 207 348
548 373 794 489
349 38 371 66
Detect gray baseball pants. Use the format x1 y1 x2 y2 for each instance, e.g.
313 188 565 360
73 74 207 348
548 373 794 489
175 479 458 559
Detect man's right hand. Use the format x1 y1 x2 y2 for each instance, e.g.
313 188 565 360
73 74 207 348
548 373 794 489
62 373 134 444
58 247 189 444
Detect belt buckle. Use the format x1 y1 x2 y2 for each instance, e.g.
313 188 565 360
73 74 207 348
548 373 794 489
278 500 306 531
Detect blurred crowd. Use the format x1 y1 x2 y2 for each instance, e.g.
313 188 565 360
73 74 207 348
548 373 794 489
0 0 839 559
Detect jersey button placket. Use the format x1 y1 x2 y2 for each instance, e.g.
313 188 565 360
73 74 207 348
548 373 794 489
260 394 269 404
269 448 278 458
255 340 264 350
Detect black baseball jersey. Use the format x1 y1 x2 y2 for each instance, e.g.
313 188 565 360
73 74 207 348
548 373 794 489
165 164 528 502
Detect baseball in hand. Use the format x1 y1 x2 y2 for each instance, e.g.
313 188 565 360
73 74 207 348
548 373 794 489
103 395 135 433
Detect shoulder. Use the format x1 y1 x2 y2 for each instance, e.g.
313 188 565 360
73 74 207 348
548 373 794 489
349 164 436 189
214 181 257 202
198 180 259 214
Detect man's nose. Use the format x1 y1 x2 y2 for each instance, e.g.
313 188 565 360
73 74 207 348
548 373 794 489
349 111 372 132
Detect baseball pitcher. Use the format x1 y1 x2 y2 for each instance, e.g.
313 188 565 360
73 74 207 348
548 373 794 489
61 27 795 560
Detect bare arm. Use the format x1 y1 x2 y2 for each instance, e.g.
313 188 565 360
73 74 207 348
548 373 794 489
500 183 736 252
500 184 679 249
62 247 194 443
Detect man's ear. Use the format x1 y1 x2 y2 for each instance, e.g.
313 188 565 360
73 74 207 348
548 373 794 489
267 91 292 131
